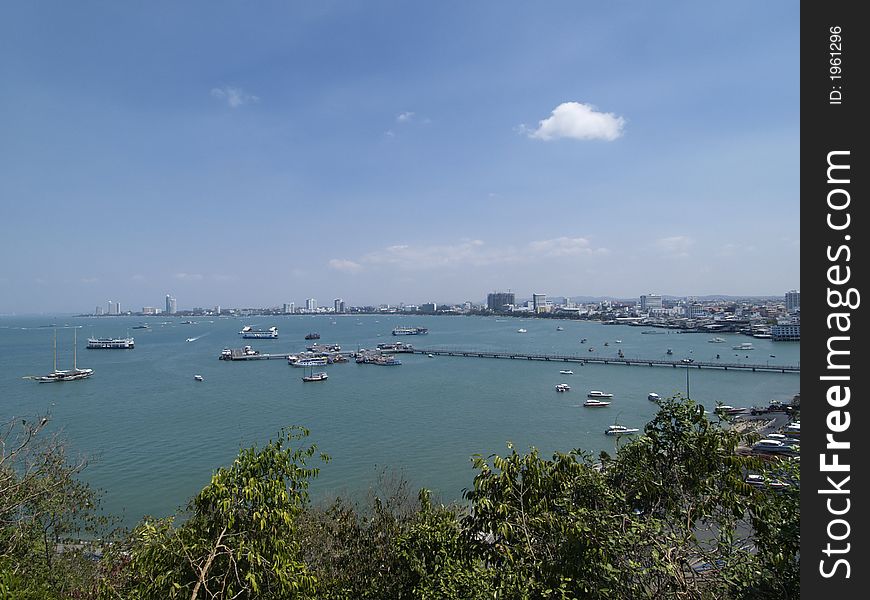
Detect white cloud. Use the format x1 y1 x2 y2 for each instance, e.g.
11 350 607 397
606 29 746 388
655 236 694 258
528 237 608 257
525 102 625 141
396 111 415 123
130 274 146 282
211 86 260 108
174 272 204 280
328 259 363 273
329 237 607 272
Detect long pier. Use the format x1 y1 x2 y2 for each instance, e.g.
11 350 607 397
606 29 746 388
412 349 799 373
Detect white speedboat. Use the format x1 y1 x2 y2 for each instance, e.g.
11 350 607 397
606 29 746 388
559 370 573 375
517 328 527 333
555 383 571 392
708 337 726 343
556 326 564 331
587 390 614 399
194 375 203 381
605 424 640 436
733 342 754 350
647 392 661 402
583 399 611 407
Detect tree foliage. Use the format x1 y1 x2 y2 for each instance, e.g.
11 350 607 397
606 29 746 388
2 398 799 599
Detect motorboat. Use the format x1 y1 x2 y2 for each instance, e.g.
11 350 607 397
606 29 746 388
555 383 571 392
708 337 726 343
604 424 640 436
580 338 587 343
194 375 203 381
559 370 573 375
587 391 614 399
752 439 794 454
583 399 611 407
517 328 527 333
427 353 434 358
666 348 673 355
305 332 321 340
733 342 754 350
647 392 661 402
556 326 564 331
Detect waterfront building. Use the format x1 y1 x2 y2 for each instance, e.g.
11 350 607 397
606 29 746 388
487 291 516 312
107 301 120 315
214 305 221 315
639 294 663 312
771 323 800 341
532 293 547 314
305 298 317 312
95 306 103 316
142 306 158 315
283 303 294 314
420 302 437 313
165 295 177 315
785 290 800 313
334 298 344 314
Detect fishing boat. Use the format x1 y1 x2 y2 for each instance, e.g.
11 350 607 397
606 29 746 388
304 332 321 340
31 328 93 382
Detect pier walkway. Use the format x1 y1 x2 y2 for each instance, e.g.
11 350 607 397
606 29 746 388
411 348 799 373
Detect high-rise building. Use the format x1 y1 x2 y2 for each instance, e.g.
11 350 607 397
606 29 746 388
334 298 343 313
639 294 662 312
487 291 515 312
165 294 177 315
95 306 103 316
107 301 120 315
785 290 800 313
420 302 437 313
142 306 158 315
532 293 547 314
283 303 294 314
305 298 317 312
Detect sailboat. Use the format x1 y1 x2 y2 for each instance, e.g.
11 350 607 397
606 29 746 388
302 365 328 382
31 328 93 382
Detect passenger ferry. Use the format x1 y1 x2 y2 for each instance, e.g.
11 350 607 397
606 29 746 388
392 326 428 336
290 356 329 367
376 342 414 352
87 336 134 349
583 399 611 407
239 326 278 339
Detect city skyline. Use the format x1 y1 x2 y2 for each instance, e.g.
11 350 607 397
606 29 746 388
0 2 798 313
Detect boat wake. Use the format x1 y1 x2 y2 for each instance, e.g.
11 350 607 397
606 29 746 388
185 334 208 342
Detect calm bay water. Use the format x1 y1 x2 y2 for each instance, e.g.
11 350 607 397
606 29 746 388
1 314 799 527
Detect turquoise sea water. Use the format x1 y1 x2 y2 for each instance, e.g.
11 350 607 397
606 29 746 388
1 314 799 527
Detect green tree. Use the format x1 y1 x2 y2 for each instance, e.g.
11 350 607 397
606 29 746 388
119 426 327 599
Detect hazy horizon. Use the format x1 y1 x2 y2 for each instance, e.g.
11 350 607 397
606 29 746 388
1 2 799 313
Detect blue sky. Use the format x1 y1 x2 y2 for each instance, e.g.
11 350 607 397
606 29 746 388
0 1 799 313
